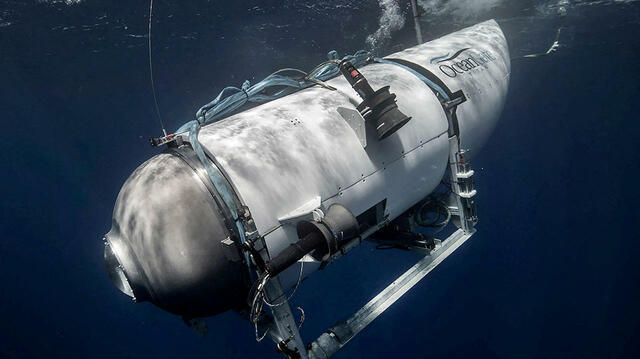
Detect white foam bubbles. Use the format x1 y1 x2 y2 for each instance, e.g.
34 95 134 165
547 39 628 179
366 0 406 51
418 0 505 20
38 0 84 5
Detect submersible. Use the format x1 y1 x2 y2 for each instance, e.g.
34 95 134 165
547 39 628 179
104 20 510 358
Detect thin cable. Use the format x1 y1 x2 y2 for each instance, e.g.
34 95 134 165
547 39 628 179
249 274 271 342
249 260 306 342
263 260 305 308
268 68 308 78
148 0 167 137
296 307 305 329
254 322 269 342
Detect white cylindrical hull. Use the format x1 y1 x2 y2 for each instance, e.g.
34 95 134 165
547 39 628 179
197 20 510 285
104 21 510 315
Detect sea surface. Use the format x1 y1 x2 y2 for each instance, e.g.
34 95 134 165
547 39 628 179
1 0 639 358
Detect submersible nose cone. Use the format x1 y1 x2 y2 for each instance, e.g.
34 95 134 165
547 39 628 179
104 152 249 317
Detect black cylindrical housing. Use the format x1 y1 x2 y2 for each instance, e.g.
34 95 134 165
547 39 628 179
339 60 374 100
266 231 326 276
266 204 360 276
339 61 412 140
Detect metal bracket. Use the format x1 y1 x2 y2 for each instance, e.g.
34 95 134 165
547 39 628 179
150 133 183 147
278 196 324 225
447 138 477 232
336 106 367 148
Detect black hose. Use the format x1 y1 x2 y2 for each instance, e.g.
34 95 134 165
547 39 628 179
266 231 325 276
416 200 451 227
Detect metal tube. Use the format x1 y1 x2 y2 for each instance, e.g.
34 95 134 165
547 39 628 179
308 228 474 358
410 0 423 44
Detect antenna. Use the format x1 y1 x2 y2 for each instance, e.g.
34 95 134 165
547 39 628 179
148 0 167 137
410 0 423 44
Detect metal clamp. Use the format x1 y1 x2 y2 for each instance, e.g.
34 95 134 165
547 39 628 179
168 140 266 285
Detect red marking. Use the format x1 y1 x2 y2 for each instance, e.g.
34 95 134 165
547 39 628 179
167 134 175 139
350 70 359 78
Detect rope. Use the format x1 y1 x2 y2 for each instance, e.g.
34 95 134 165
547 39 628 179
175 50 370 134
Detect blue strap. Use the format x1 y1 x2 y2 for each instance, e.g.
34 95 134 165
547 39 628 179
177 50 371 133
373 57 451 101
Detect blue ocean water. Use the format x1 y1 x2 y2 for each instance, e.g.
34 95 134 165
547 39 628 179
1 0 639 358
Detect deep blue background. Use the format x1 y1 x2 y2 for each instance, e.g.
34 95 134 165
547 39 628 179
1 1 639 358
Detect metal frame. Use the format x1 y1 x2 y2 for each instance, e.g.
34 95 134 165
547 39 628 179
169 144 266 282
307 228 474 359
259 132 478 359
166 141 473 359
